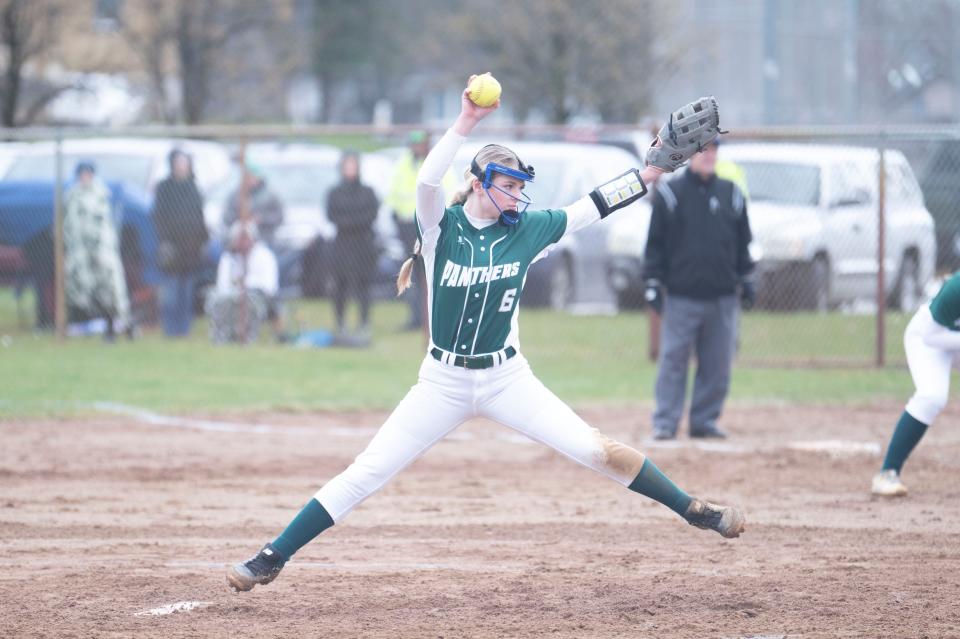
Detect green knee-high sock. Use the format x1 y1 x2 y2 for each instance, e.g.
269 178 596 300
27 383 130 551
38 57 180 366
882 411 929 473
628 458 693 517
272 498 335 560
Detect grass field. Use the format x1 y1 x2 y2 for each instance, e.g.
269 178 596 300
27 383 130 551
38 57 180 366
0 288 934 417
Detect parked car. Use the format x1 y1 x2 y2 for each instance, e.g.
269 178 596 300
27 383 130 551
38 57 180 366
0 142 28 178
0 180 154 328
452 141 645 310
2 137 232 195
721 144 935 311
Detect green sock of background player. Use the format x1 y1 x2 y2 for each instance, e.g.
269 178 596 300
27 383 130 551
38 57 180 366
269 458 691 561
881 410 929 473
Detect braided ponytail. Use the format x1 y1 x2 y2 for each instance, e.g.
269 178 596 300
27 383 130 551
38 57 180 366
396 239 421 295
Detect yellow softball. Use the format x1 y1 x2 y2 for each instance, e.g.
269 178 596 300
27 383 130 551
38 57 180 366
467 73 501 108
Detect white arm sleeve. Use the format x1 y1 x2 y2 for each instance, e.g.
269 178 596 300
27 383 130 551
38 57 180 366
416 128 467 235
530 197 601 264
920 309 960 350
561 195 602 237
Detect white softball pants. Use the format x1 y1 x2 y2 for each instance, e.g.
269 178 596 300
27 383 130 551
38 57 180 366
314 353 646 522
904 305 956 425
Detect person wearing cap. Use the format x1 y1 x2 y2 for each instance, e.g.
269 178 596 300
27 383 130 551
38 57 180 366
63 160 132 340
205 220 278 344
224 162 284 252
386 130 456 331
642 138 755 441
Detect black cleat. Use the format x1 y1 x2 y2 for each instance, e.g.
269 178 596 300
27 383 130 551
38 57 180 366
652 429 677 441
690 426 728 439
227 542 287 592
683 498 745 538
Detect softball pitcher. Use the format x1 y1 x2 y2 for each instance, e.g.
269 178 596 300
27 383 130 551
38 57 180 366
228 79 744 592
873 272 960 496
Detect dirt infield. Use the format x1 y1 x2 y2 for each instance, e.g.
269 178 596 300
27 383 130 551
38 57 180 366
2 402 959 638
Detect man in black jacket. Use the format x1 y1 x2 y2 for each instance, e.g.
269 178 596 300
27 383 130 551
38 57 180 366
643 140 754 440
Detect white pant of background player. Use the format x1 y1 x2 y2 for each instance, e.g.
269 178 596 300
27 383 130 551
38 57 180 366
314 353 645 521
903 304 960 426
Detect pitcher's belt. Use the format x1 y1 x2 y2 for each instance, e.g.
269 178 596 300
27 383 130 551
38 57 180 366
430 346 517 369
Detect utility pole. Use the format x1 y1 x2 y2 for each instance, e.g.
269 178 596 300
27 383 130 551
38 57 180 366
844 0 860 122
762 0 780 124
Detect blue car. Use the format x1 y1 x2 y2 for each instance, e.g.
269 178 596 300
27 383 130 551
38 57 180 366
0 180 160 327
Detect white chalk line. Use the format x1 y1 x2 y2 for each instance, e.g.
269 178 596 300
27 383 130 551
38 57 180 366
134 600 213 616
92 402 881 457
92 402 309 435
644 437 880 458
787 439 881 457
88 402 513 443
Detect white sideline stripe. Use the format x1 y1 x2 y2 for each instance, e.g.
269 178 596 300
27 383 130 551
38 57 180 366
645 438 881 457
325 426 380 437
171 560 516 573
90 402 532 444
787 440 881 457
92 402 298 434
134 601 212 616
90 402 370 437
496 432 536 444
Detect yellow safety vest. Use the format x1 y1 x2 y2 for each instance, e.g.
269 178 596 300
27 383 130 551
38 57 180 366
716 159 749 199
387 152 459 221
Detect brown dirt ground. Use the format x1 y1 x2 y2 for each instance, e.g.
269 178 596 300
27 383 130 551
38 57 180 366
1 402 959 638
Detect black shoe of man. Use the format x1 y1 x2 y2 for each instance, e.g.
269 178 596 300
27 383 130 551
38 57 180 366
690 425 727 439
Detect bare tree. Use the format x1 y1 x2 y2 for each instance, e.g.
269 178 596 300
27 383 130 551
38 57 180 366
310 0 435 123
175 1 276 124
0 0 64 127
436 0 680 124
120 0 277 124
120 0 176 122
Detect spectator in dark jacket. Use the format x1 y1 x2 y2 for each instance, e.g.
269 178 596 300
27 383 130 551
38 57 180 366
327 151 379 339
643 139 754 440
152 149 209 337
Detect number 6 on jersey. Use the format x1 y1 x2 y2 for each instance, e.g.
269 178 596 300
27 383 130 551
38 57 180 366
499 288 518 312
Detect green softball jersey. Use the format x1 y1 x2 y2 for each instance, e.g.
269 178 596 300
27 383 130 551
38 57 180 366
929 271 960 330
418 204 568 355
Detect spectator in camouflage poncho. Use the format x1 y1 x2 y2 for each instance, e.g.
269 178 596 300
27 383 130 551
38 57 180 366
63 161 131 340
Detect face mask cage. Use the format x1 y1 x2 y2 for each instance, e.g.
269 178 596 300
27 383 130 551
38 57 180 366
470 148 536 226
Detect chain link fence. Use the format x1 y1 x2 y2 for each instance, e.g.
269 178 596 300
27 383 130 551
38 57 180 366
0 124 957 365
